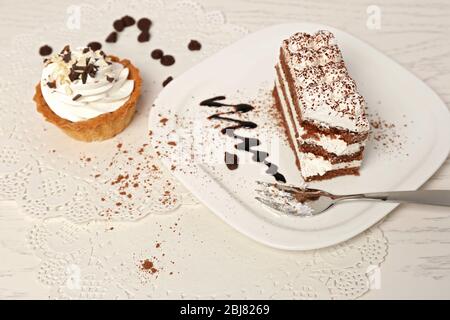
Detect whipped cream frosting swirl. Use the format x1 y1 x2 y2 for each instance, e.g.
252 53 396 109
283 30 369 133
40 46 134 122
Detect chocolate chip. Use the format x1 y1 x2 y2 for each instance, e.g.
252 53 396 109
62 52 71 63
39 45 53 56
106 76 114 82
137 18 152 31
113 19 125 32
60 45 70 54
81 72 88 84
87 42 102 51
162 76 173 87
137 31 150 43
151 49 163 60
121 15 135 27
73 65 85 71
69 69 80 82
160 55 175 66
86 63 98 77
82 47 90 54
188 40 201 51
72 94 82 101
47 81 56 89
105 31 118 43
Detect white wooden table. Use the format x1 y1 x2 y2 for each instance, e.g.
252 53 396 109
0 0 449 299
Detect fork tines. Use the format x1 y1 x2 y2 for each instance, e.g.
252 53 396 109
256 180 306 194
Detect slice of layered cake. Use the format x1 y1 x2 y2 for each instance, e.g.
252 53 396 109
273 30 370 181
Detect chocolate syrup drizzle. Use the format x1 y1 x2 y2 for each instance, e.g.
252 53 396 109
200 96 286 183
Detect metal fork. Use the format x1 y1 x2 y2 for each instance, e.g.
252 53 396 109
255 181 450 217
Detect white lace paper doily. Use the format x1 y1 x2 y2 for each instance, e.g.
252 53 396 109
27 215 386 299
0 0 388 299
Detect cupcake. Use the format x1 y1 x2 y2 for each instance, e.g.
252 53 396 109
33 45 142 142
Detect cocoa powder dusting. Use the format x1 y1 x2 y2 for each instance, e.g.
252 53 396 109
90 131 178 220
141 259 158 274
368 112 409 157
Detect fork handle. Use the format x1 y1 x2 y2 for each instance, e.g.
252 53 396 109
341 190 450 207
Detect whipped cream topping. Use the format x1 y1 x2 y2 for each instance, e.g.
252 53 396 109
40 45 134 122
282 30 369 133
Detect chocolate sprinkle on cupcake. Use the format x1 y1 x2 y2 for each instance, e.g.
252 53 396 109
188 40 202 51
47 81 56 89
69 69 79 82
113 19 125 32
161 55 175 66
39 45 53 56
60 45 70 54
87 42 102 51
106 76 114 82
62 52 72 63
106 31 118 43
151 49 163 60
81 72 88 84
162 76 173 87
72 94 82 101
137 18 152 31
121 15 135 27
137 31 150 43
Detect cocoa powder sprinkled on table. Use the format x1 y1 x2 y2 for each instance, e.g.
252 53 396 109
92 136 178 219
141 259 158 274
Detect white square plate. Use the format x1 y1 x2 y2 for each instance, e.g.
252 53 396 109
149 23 450 250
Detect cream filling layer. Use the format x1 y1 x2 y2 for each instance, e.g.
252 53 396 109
275 66 361 178
276 63 363 156
299 153 361 178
